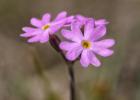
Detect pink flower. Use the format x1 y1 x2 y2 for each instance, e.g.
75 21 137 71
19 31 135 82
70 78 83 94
76 15 109 27
59 19 115 68
20 11 73 43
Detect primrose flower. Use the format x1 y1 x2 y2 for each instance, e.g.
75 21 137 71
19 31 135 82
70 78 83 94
20 11 73 43
76 15 109 27
60 19 115 67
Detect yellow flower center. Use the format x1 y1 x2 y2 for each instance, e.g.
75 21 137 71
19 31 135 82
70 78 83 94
42 24 50 30
81 40 91 49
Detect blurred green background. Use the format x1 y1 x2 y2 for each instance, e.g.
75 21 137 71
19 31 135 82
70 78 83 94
0 0 140 100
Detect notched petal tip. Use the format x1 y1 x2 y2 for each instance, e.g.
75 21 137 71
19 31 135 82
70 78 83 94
42 13 51 18
42 13 51 23
93 62 101 67
92 25 107 41
20 33 27 37
111 39 116 46
27 39 35 43
75 14 86 20
40 40 48 43
30 18 42 27
101 49 114 57
80 61 89 68
107 39 116 48
27 35 40 43
22 27 27 31
60 11 67 15
109 50 114 56
66 16 74 23
54 11 67 21
95 19 109 25
93 39 116 48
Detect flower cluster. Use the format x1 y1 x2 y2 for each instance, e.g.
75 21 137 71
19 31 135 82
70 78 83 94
21 11 115 68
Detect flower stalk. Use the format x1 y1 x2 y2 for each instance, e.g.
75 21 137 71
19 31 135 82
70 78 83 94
66 62 76 100
49 35 76 100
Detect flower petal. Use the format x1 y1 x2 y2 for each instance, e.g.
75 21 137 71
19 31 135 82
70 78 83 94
50 19 66 34
59 41 80 51
20 29 42 37
84 19 94 40
22 27 36 33
65 16 74 24
93 39 115 48
40 31 49 43
91 25 106 41
80 50 90 68
28 35 40 43
42 13 51 24
95 19 109 26
54 11 67 21
88 51 101 67
76 15 86 22
61 29 81 42
71 22 83 40
30 18 42 27
92 45 114 57
66 46 83 61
